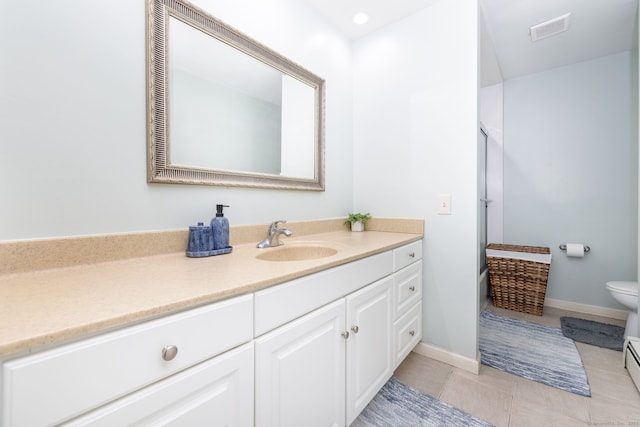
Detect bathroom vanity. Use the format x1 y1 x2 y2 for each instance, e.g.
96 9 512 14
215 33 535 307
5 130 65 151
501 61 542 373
0 220 422 426
254 241 422 426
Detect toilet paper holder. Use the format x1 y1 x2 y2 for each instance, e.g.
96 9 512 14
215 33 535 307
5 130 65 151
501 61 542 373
559 244 591 253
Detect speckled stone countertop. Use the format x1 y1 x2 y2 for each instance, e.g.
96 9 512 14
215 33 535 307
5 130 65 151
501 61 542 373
0 218 423 358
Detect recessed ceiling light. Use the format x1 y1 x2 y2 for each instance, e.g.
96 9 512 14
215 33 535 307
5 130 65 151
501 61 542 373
353 12 369 25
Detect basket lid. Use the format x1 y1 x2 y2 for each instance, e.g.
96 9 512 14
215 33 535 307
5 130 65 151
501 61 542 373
486 248 552 264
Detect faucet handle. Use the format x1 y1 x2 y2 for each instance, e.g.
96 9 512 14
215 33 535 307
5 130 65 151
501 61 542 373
269 220 287 230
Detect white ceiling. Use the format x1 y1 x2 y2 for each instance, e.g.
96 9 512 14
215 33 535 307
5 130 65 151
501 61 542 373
301 0 438 40
480 0 638 82
301 0 638 83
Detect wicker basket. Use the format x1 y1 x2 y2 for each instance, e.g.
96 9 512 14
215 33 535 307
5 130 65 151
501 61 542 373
486 243 551 316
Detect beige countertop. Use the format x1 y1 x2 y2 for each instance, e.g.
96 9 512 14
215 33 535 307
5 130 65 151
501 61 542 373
0 218 423 358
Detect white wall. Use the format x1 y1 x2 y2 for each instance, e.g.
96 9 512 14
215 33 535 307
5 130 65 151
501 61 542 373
479 5 502 88
0 0 354 241
504 51 639 309
354 0 479 360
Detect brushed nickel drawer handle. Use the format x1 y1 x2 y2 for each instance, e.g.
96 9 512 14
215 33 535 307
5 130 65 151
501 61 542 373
341 331 350 339
351 326 359 334
162 345 178 361
409 330 415 337
409 286 416 292
409 252 415 258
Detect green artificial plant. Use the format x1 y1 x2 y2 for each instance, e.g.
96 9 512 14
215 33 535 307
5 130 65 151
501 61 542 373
344 213 372 227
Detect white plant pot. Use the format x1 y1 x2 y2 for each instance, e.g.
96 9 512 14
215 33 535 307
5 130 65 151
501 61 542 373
351 221 364 232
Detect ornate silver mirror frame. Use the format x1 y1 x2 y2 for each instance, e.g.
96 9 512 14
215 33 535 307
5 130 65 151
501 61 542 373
145 0 326 191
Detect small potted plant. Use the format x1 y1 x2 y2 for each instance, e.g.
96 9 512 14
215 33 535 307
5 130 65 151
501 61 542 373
345 213 371 232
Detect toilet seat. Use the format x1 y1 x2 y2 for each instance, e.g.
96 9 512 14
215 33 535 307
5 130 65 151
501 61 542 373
606 281 638 297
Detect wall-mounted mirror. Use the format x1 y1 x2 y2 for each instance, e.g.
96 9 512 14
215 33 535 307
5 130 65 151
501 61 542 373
146 0 325 190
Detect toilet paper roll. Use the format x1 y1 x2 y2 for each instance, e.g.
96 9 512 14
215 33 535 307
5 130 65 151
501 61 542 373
565 243 585 257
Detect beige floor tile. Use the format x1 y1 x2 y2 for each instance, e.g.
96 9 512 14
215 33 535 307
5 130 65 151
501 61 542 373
587 365 640 403
576 342 625 372
456 364 518 392
439 369 511 427
393 352 452 398
511 375 590 422
587 392 640 425
508 400 590 427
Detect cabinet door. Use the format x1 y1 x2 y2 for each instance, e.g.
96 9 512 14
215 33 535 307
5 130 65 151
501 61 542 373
255 299 346 427
345 276 393 425
61 342 254 427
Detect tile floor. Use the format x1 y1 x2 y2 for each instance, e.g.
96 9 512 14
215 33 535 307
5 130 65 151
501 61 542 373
394 303 640 426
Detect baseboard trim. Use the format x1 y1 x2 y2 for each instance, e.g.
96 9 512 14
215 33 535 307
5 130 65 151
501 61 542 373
544 297 627 321
412 342 480 374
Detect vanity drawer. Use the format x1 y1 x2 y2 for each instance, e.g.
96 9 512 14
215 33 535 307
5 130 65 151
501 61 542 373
393 261 422 320
61 342 254 427
2 294 253 427
393 241 422 271
393 302 422 368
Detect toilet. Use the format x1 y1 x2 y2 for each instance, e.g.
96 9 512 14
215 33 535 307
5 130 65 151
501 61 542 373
606 281 638 337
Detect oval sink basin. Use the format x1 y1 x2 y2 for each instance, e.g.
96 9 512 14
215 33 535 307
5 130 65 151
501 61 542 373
256 245 338 262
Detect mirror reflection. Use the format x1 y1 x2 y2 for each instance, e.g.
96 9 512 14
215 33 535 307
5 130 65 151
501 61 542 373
169 17 316 178
146 0 325 190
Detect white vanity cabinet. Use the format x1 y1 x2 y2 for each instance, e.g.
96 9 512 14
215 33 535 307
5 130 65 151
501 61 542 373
254 240 422 427
2 294 254 427
254 277 394 427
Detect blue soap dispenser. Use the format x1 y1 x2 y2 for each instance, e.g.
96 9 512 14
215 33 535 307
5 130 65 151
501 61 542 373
211 204 230 250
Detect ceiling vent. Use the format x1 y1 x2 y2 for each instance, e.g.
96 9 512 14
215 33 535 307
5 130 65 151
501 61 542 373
529 13 571 42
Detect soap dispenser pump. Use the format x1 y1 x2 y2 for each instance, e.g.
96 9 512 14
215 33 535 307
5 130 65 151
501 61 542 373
211 204 230 250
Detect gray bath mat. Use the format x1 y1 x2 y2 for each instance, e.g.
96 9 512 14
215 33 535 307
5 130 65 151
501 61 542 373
480 311 590 397
352 376 493 427
560 317 625 351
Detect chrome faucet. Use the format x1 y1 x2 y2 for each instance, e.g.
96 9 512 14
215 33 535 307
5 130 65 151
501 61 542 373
256 220 293 248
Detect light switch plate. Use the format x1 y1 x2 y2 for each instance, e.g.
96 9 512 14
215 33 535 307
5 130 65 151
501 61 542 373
437 195 451 215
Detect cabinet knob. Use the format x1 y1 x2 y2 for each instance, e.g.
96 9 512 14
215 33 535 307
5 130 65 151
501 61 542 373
409 286 416 292
351 326 359 334
409 252 415 258
409 330 415 337
162 345 178 361
341 331 350 339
